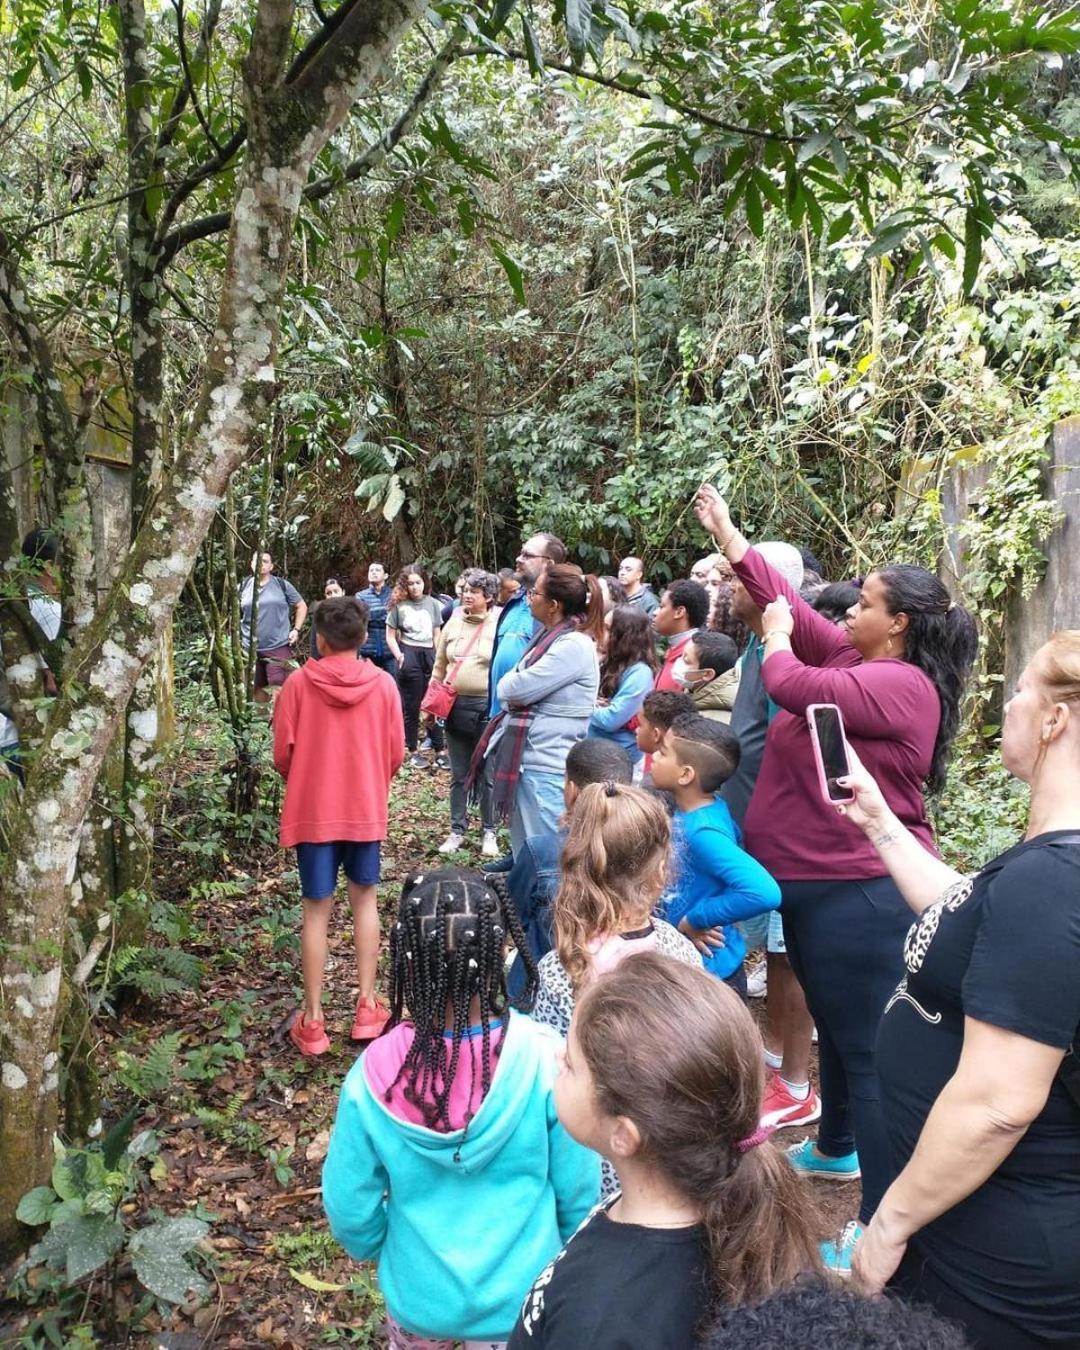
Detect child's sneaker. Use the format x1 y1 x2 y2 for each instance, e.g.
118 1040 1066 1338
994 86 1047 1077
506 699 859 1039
438 832 465 854
289 1012 330 1057
821 1220 864 1276
760 1074 821 1130
481 830 500 858
351 995 390 1042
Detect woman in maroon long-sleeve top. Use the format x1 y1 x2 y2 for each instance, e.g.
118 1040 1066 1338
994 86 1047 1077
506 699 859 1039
694 483 978 1269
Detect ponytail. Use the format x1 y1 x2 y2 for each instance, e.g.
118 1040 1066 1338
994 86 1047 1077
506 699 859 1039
699 1140 822 1307
553 784 669 991
576 954 822 1313
544 564 606 644
878 566 979 793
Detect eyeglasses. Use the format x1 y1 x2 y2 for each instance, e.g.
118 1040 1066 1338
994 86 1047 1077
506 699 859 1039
518 550 546 561
527 586 547 600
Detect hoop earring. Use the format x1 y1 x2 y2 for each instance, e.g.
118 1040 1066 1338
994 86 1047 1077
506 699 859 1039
886 637 893 655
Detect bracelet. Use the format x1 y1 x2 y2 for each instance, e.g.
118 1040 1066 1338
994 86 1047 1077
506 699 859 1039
762 629 789 641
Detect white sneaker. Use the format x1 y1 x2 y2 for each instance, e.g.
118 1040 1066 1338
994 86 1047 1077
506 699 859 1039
746 962 768 999
481 831 500 858
438 833 465 854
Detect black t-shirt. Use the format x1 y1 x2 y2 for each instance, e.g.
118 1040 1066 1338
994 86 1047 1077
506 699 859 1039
507 1200 708 1350
877 831 1080 1340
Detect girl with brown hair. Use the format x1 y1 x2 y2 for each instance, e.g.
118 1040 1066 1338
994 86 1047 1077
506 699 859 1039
588 605 658 762
510 953 821 1349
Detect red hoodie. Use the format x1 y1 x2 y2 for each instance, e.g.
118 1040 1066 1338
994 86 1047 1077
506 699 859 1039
273 651 405 847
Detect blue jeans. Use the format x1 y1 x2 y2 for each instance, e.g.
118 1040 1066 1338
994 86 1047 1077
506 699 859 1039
510 769 565 859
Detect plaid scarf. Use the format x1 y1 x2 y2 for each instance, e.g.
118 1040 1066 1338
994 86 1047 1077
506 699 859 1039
467 620 576 823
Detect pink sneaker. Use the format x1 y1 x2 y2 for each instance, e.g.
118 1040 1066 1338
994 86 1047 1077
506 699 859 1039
289 1011 330 1057
351 996 390 1042
760 1073 821 1130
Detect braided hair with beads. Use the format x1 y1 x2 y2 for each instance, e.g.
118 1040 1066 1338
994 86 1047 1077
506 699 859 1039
385 867 538 1136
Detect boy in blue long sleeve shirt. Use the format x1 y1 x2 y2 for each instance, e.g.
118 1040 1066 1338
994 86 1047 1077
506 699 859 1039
650 713 780 996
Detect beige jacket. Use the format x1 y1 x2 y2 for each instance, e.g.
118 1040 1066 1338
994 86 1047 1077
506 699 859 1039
432 609 500 699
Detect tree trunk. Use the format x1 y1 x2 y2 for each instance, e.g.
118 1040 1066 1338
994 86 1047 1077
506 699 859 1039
0 0 427 1258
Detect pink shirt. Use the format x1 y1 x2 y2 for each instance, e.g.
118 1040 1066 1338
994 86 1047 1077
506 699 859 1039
364 1021 506 1131
587 927 659 975
734 548 940 881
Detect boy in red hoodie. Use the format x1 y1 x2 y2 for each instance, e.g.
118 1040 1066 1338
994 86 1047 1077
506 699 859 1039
274 596 405 1056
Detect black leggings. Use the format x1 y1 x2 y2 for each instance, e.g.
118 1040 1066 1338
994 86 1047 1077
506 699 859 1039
780 876 912 1225
397 645 444 753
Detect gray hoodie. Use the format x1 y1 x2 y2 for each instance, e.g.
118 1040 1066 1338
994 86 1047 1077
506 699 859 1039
496 630 600 775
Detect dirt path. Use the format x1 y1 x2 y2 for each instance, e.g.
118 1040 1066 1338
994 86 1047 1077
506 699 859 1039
8 761 858 1346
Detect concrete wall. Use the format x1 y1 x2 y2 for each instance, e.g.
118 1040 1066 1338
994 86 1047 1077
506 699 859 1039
1004 416 1080 690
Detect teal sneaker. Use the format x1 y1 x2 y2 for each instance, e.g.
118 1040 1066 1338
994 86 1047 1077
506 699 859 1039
785 1136 861 1181
820 1219 864 1276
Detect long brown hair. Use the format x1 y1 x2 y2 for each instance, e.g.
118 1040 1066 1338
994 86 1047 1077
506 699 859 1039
600 604 659 698
576 953 822 1310
552 784 669 991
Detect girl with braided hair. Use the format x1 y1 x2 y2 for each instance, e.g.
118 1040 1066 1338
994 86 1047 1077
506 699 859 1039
323 868 600 1350
509 953 821 1350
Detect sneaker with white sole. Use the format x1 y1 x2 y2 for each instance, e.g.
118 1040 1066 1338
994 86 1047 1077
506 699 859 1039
746 962 768 999
481 830 500 858
438 832 465 854
409 752 429 770
785 1136 861 1181
760 1074 822 1130
821 1220 864 1277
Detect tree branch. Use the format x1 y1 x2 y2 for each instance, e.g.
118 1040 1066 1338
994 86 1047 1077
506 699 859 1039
159 29 462 260
461 46 803 144
168 0 224 155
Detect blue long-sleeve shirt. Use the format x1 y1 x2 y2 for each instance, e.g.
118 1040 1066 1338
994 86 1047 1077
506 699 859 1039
587 661 653 759
663 797 781 980
488 591 538 718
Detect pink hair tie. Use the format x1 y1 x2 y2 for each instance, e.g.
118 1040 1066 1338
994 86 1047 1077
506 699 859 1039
735 1124 774 1154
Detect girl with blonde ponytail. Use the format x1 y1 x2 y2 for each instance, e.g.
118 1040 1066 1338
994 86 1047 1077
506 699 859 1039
509 953 821 1350
530 781 701 1197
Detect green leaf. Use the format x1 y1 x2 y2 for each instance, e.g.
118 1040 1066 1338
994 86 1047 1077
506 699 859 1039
827 209 854 245
52 1148 105 1203
521 14 545 76
101 1105 142 1170
491 242 526 305
744 177 764 237
16 1187 57 1227
565 0 592 61
62 1215 124 1283
385 196 406 246
962 206 983 295
129 1215 210 1303
490 0 518 34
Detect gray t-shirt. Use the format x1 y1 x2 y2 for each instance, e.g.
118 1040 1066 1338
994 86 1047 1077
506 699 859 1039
387 596 443 648
240 576 302 651
720 638 769 827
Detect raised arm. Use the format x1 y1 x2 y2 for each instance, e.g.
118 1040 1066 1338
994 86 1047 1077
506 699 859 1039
694 483 850 669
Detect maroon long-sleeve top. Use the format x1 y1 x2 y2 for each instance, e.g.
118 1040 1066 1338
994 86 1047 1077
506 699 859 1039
734 547 941 880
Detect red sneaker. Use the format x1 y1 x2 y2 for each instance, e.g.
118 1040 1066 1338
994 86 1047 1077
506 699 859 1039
351 996 390 1042
289 1011 330 1057
760 1073 821 1131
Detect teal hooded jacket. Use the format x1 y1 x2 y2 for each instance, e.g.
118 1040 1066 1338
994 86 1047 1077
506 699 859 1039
322 1011 600 1340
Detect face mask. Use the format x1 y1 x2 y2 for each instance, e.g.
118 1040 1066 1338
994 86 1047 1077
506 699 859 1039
676 670 709 690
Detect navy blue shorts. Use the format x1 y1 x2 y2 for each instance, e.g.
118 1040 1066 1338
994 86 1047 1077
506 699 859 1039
296 841 381 899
